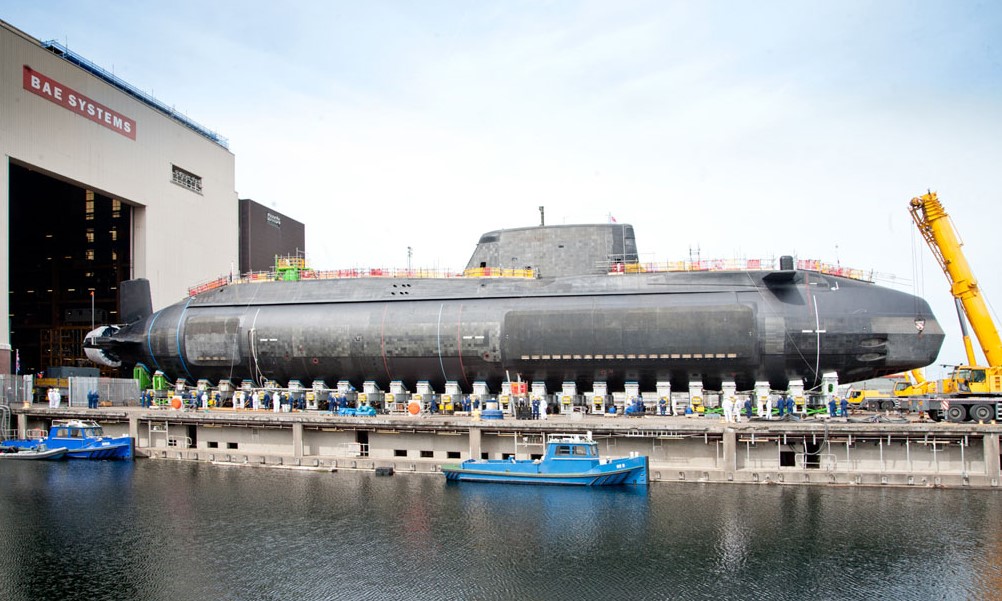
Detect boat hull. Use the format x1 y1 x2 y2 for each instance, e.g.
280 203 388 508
442 456 649 486
0 446 68 460
63 442 133 460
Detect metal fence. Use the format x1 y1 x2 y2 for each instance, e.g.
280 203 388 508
0 374 33 406
68 377 140 407
0 404 11 441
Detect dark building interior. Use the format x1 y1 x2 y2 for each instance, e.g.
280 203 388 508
8 163 131 375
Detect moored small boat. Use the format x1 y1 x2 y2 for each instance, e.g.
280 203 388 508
0 445 69 460
441 434 648 486
1 420 133 460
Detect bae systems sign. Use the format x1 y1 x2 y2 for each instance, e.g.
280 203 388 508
22 65 137 140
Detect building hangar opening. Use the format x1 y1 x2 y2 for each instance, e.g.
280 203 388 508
8 162 133 375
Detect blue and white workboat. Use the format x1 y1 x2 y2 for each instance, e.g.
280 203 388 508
1 419 133 460
442 434 648 486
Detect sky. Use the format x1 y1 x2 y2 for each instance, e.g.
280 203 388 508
3 0 1002 375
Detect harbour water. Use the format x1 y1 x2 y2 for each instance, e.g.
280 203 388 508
1 461 1000 600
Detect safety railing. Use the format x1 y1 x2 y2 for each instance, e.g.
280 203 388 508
167 436 192 449
185 256 877 298
616 258 874 282
334 442 367 458
461 267 536 278
800 452 839 471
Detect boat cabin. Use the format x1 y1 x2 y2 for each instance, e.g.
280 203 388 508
50 420 105 439
544 436 599 460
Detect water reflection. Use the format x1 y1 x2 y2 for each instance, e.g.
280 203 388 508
0 461 999 601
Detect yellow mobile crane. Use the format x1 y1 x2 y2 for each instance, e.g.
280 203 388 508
909 191 1002 421
893 368 938 397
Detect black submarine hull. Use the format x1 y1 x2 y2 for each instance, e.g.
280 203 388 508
88 267 943 393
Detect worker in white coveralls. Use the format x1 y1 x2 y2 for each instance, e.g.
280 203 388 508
721 394 734 423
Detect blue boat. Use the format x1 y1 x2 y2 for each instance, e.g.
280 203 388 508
1 420 133 460
442 435 648 486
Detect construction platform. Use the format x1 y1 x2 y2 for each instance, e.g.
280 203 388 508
8 405 1002 489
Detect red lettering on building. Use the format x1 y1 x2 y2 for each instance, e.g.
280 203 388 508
22 65 137 140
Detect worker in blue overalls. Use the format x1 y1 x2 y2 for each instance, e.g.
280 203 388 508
531 398 540 420
828 397 837 417
840 397 849 418
777 394 786 418
744 397 753 420
658 397 667 416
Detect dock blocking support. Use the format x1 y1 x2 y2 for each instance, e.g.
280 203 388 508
984 434 1000 485
469 427 482 460
293 423 303 458
722 428 737 473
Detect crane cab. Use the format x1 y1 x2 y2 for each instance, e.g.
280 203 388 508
945 366 1001 396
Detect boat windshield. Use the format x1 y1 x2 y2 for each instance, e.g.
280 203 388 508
553 444 595 457
54 426 104 438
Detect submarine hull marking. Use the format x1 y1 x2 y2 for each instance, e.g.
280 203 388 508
186 315 241 366
503 304 757 364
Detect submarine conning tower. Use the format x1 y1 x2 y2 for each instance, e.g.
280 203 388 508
464 223 639 277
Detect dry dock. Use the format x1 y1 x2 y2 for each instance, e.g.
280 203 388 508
9 405 1002 489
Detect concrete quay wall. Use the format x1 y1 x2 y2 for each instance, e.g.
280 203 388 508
12 407 1002 489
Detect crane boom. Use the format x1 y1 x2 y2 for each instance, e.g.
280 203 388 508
953 297 978 366
909 192 1002 367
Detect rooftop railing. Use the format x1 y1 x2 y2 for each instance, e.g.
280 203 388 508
41 40 229 149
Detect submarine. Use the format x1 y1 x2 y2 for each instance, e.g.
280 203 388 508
84 223 944 393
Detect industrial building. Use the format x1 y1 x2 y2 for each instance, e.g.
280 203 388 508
239 199 305 274
0 19 274 377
